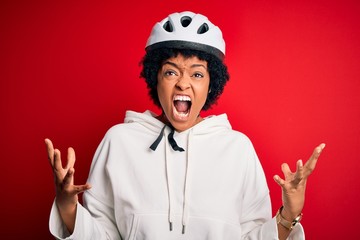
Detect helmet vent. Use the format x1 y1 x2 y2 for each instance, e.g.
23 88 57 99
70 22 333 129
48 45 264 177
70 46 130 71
197 23 209 34
180 16 192 27
163 21 173 32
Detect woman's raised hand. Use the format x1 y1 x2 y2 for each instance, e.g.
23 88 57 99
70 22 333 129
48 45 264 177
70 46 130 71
45 138 91 233
274 143 326 220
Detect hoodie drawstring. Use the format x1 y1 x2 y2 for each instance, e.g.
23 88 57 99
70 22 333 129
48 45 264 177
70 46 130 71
168 126 185 152
165 135 174 231
149 125 166 151
149 124 190 234
149 125 184 152
181 129 192 234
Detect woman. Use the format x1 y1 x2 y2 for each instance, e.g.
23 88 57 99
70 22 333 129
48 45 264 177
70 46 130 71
46 11 325 239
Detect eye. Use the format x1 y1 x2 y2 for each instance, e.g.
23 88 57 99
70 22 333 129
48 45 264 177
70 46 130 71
192 72 204 78
164 70 177 77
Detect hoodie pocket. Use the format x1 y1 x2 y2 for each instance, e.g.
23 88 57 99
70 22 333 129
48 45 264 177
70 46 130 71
127 213 182 240
126 213 242 240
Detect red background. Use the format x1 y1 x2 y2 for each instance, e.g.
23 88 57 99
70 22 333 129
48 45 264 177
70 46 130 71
1 0 359 239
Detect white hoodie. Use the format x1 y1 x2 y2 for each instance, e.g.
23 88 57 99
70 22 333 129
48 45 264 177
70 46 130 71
49 110 304 239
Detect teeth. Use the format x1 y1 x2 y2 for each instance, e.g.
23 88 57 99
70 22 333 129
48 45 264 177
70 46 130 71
174 109 189 118
174 95 191 101
177 111 189 117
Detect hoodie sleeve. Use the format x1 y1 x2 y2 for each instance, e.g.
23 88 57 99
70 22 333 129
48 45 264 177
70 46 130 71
239 140 305 240
48 131 121 240
49 199 120 240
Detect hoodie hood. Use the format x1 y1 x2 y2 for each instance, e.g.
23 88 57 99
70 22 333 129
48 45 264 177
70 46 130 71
124 110 232 136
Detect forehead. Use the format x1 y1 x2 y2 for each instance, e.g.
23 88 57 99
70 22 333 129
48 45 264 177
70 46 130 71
162 54 208 68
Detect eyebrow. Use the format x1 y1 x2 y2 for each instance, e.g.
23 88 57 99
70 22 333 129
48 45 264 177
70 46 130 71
163 61 207 70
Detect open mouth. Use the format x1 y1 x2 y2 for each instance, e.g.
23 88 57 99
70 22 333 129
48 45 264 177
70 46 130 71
173 95 192 118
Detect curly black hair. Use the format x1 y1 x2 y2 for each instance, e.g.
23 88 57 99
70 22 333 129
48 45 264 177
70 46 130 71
140 48 230 110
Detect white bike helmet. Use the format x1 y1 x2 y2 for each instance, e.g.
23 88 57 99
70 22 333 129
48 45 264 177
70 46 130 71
145 11 225 60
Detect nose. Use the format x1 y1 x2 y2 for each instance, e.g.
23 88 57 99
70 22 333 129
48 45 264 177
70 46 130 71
175 75 191 91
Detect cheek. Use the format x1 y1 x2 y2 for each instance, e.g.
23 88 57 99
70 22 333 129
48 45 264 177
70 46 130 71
156 85 165 105
201 91 209 105
156 82 170 107
194 84 210 109
200 81 210 100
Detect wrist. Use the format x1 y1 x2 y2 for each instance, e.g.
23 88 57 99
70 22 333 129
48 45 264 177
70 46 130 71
276 206 303 231
281 207 301 221
56 197 77 213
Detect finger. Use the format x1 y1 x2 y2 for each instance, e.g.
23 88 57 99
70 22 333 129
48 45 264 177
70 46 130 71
73 183 92 194
273 175 285 187
303 143 326 176
293 159 304 184
63 167 75 186
295 159 304 177
66 147 76 170
281 163 293 179
45 138 55 166
53 149 63 171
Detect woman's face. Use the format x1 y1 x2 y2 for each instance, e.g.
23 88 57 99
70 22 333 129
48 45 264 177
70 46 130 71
157 54 210 132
